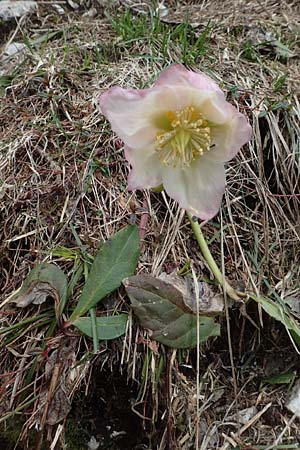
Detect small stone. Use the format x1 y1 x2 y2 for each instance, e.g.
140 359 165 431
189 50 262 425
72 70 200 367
2 42 27 62
52 4 65 15
66 0 80 9
83 7 97 18
87 436 99 450
286 381 300 417
0 1 37 21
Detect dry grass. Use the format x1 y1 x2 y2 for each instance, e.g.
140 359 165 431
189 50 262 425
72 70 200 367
0 0 300 449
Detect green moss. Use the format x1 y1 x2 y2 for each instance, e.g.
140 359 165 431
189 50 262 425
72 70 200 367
64 417 89 450
0 419 44 450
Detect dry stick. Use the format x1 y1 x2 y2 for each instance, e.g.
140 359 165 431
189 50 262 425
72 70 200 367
191 266 200 450
186 212 242 301
0 15 26 59
265 412 297 449
139 197 150 251
221 209 239 436
36 364 62 450
166 349 177 450
188 210 242 446
9 352 27 409
220 402 272 450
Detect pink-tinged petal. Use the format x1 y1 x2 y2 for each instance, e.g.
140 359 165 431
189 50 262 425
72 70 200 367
125 146 162 190
154 85 229 125
99 86 159 148
98 64 252 221
195 92 230 124
155 64 223 94
99 84 228 147
155 87 229 124
208 104 252 162
161 157 226 220
99 85 193 148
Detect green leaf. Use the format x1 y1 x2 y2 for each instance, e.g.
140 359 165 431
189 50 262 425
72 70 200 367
10 262 67 308
272 40 295 58
263 372 296 385
31 30 64 46
258 111 268 118
70 225 140 321
73 315 128 340
251 294 300 346
0 74 14 88
0 74 15 96
124 274 220 349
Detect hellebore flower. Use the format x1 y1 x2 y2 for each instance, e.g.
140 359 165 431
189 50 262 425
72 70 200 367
99 65 252 220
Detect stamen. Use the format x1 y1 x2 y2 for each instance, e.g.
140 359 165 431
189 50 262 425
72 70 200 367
155 106 211 168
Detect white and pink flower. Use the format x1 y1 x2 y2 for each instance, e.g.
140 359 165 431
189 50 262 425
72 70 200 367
99 65 252 220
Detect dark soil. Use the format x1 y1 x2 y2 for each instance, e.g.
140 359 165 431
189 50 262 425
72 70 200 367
66 363 155 450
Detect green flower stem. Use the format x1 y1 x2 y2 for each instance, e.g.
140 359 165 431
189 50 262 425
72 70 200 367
90 307 98 353
187 212 241 301
84 260 98 353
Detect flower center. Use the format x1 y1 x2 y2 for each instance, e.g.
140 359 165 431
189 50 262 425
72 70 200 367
155 106 211 168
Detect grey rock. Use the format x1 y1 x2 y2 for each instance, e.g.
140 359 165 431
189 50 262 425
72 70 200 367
2 42 27 62
0 1 37 21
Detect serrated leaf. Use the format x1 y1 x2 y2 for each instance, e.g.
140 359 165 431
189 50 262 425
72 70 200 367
124 274 220 349
73 315 128 340
70 225 140 321
10 262 67 307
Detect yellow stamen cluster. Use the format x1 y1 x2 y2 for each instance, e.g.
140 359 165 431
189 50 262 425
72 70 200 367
155 106 211 168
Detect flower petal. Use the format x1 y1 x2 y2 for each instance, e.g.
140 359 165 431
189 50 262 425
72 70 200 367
162 157 226 220
125 146 162 190
99 84 228 148
155 64 223 94
155 87 229 125
99 86 159 148
196 93 230 124
209 104 252 162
